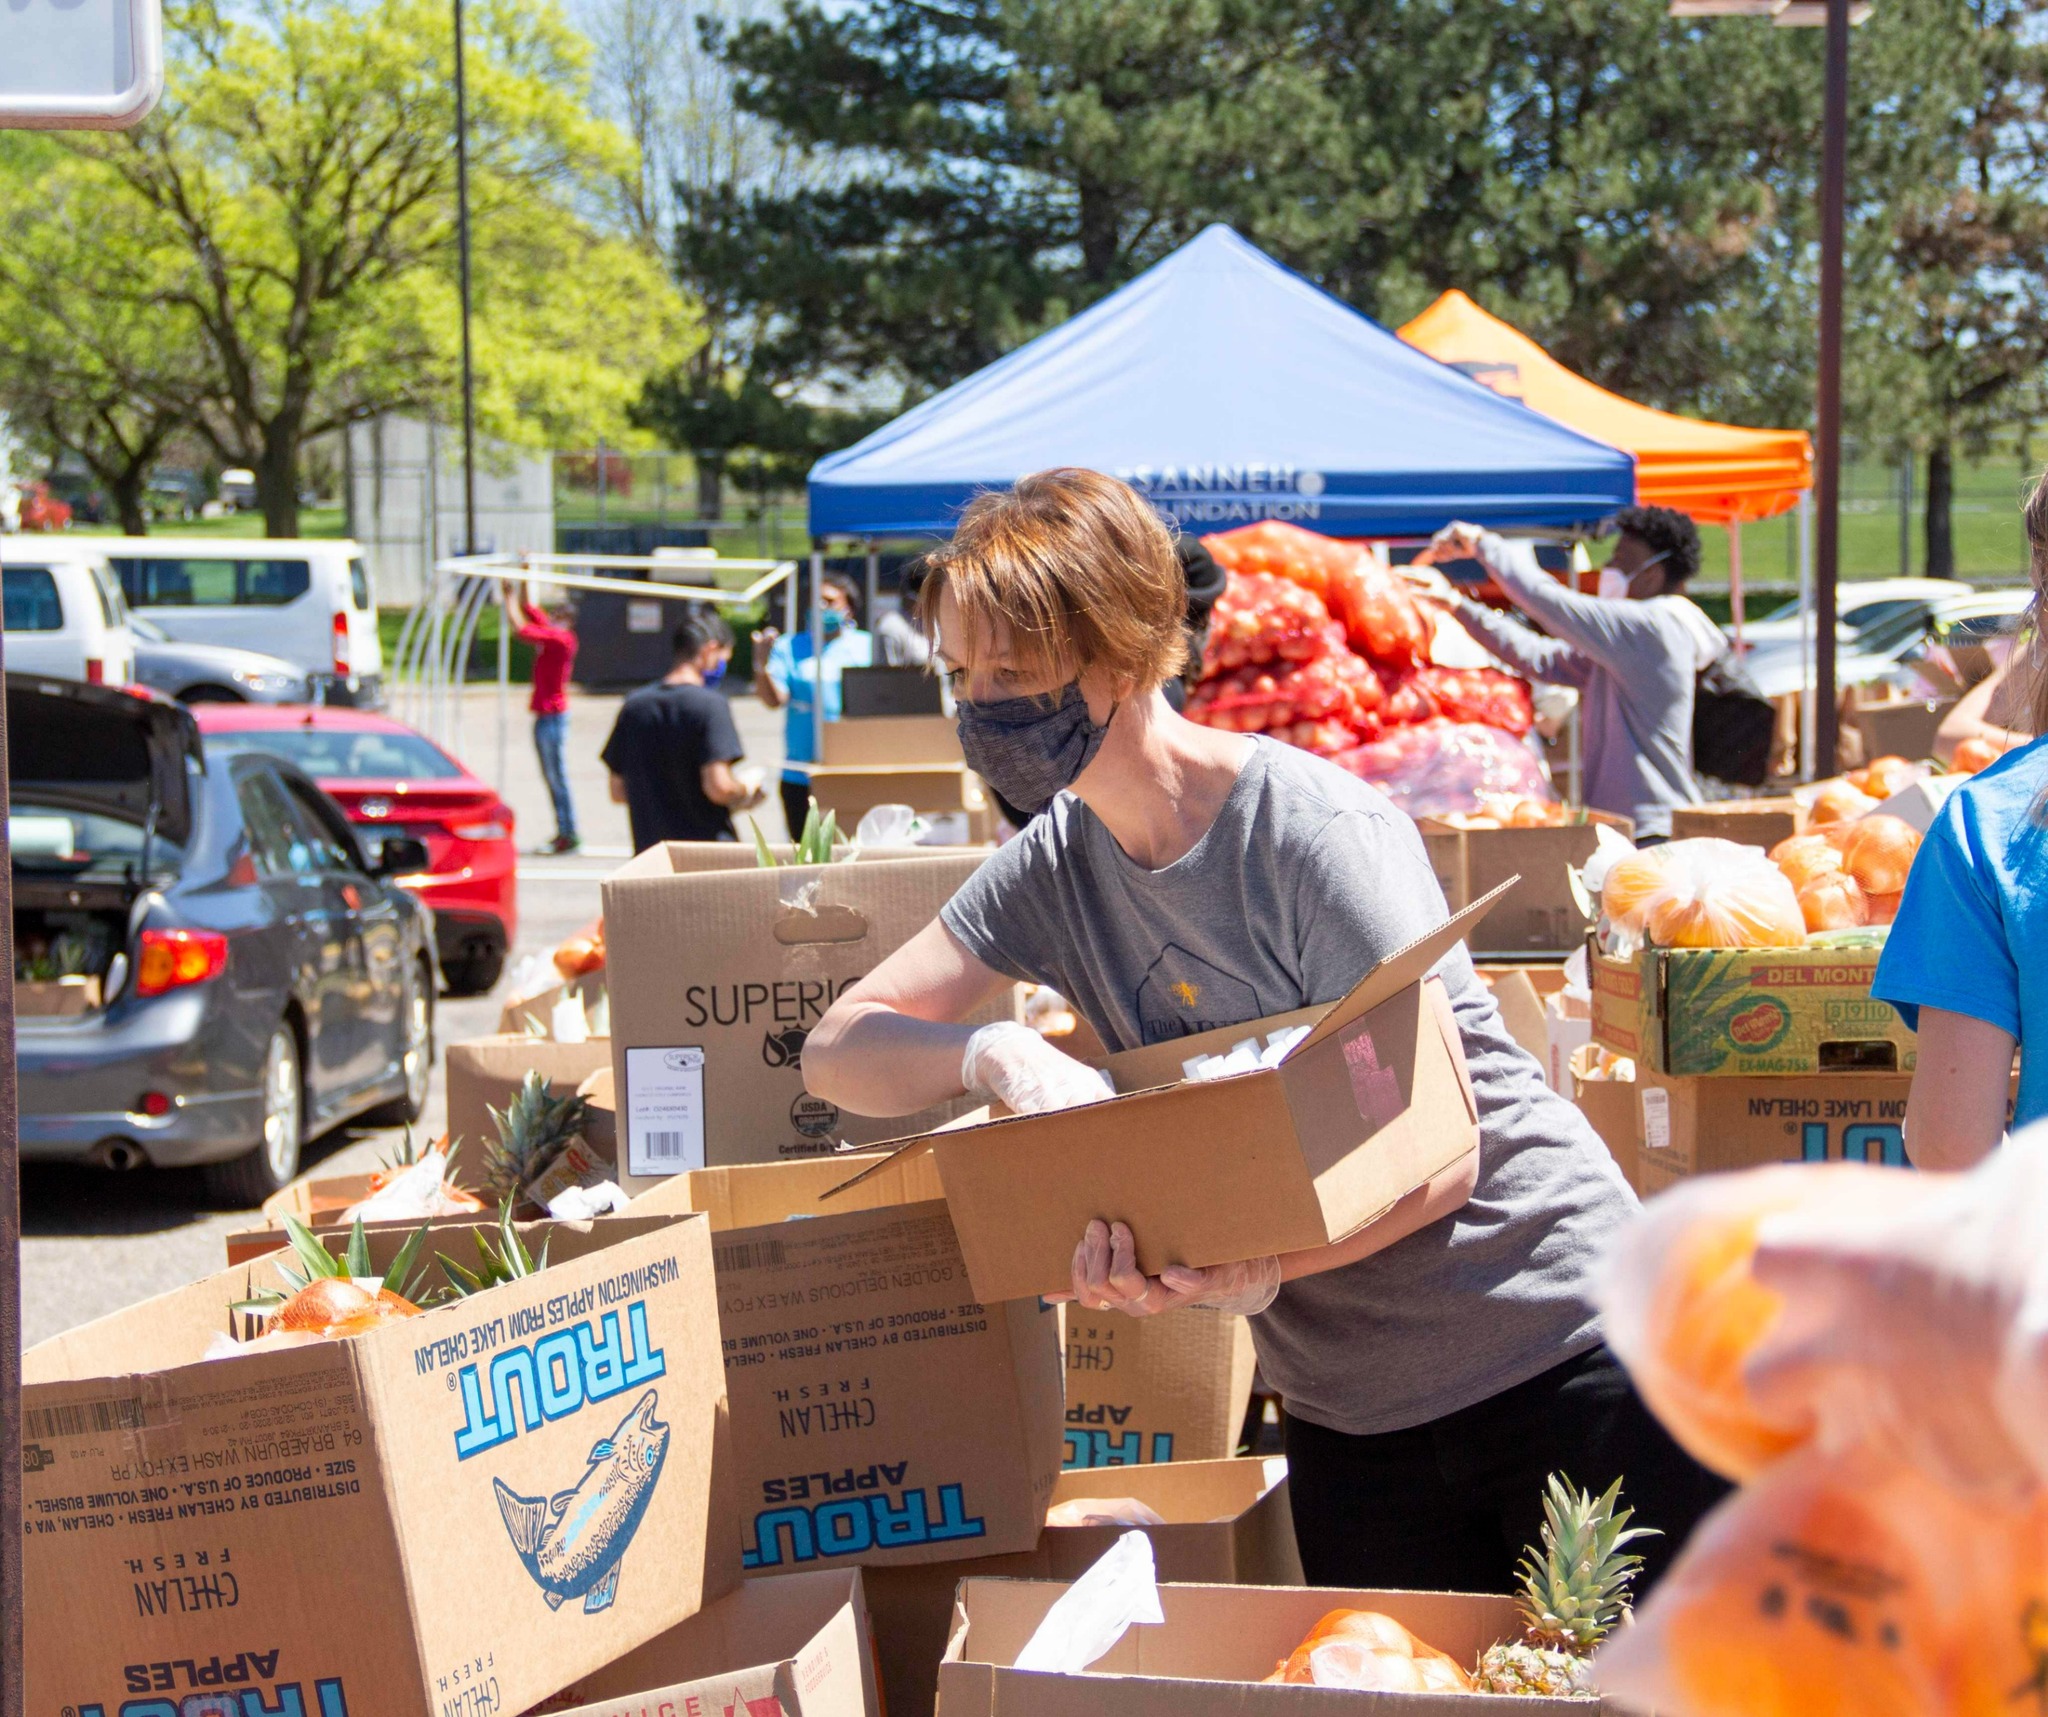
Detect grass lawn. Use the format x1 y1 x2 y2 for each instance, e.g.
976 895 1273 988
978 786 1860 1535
71 506 351 540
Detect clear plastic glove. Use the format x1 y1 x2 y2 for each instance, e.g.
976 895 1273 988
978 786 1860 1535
1744 1136 2048 1499
1053 1218 1280 1318
960 1020 1113 1115
1426 521 1485 564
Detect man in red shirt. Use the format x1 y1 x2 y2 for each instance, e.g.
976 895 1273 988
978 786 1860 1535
509 584 580 854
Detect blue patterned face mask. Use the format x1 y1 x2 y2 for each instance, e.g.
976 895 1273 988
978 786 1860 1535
953 683 1110 816
703 656 727 686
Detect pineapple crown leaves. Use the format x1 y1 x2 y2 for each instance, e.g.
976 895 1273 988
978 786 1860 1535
228 1216 437 1315
484 1070 589 1200
439 1198 549 1298
748 799 843 868
1514 1473 1661 1655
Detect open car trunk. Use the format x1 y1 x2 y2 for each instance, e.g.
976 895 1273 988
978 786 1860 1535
7 675 200 1017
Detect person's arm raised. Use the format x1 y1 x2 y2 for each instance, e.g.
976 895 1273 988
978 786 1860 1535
803 917 1029 1117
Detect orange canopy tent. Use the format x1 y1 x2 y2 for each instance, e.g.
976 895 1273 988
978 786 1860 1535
1398 290 1812 526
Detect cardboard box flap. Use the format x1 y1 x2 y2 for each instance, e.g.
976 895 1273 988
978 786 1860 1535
1289 878 1517 1058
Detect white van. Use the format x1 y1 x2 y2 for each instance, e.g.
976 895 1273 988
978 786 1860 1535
1 539 137 686
98 537 383 706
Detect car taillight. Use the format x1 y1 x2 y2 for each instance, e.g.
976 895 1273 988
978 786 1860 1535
134 929 229 997
85 657 105 685
451 817 512 841
332 610 352 678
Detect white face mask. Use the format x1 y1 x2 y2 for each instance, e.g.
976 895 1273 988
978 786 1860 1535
1598 565 1631 602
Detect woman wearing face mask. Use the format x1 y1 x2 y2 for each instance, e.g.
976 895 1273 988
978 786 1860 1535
1413 507 1722 845
753 573 874 838
802 469 1727 1596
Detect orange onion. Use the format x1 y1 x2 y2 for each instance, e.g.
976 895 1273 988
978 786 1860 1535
1770 834 1844 891
1796 871 1868 933
1840 814 1922 897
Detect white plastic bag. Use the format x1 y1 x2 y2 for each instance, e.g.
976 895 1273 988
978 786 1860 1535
1012 1531 1164 1674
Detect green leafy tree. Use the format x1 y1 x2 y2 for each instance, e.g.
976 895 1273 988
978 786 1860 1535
1843 0 2048 577
15 0 689 536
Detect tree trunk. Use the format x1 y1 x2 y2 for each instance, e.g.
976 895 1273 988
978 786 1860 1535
110 470 150 536
696 451 725 521
256 426 301 538
1925 441 1957 579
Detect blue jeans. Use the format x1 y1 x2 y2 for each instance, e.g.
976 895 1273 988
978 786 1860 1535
533 711 576 841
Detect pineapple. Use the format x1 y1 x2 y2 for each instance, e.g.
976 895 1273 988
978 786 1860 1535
440 1198 551 1297
1473 1474 1659 1697
484 1070 589 1202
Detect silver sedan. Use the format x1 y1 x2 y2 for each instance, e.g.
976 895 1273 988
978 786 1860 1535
129 614 310 703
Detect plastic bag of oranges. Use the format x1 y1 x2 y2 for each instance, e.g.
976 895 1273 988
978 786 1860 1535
1598 1162 1923 1481
1627 837 1807 950
1595 1445 2048 1717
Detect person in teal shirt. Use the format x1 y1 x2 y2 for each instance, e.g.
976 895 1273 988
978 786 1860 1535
1874 478 2046 1168
752 573 874 836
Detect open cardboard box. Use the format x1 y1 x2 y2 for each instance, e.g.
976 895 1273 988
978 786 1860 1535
628 1151 1064 1576
1063 1307 1255 1469
444 1034 614 1180
602 843 1008 1176
1568 1042 1638 1194
818 713 964 768
866 1458 1298 1717
14 974 101 1017
23 1213 736 1717
499 973 608 1039
805 763 988 828
936 1579 1616 1715
535 1566 879 1717
1419 815 1629 956
827 887 1508 1305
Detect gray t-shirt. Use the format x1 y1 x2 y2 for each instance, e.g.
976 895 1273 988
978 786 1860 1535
940 736 1635 1436
1454 532 1722 839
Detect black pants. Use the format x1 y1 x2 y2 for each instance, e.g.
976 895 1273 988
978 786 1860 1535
1284 1343 1729 1598
780 777 812 843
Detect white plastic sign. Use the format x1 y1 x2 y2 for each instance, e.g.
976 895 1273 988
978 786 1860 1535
2 0 164 130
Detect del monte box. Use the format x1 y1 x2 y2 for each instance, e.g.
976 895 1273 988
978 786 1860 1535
22 1214 736 1717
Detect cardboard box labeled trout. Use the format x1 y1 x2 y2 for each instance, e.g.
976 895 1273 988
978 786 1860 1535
601 845 1006 1177
536 1567 879 1717
1589 941 1915 1076
630 1153 1064 1577
937 1580 1618 1716
1062 1308 1255 1468
22 1215 736 1717
834 891 1502 1305
864 1457 1299 1717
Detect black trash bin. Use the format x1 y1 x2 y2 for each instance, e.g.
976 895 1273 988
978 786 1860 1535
561 526 715 689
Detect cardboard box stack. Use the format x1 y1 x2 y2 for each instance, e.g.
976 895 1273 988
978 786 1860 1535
601 845 1011 1182
21 1213 739 1716
805 713 989 834
1590 936 1913 1193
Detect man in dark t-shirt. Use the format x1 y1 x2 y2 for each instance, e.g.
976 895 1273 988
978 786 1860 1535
601 603 766 850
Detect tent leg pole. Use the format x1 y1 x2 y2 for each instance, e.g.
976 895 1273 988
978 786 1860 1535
1799 492 1816 783
1729 522 1744 651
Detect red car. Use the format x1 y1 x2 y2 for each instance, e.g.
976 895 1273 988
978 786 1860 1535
192 705 517 994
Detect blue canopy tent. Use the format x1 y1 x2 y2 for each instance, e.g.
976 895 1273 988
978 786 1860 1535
807 225 1636 541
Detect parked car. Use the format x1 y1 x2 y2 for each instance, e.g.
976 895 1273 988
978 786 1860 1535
1743 586 2032 702
100 536 384 706
1736 577 1966 653
1 538 137 686
9 675 436 1201
130 615 312 704
193 704 517 996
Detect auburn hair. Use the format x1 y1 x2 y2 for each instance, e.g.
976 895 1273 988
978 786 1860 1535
919 469 1187 692
2020 470 2048 738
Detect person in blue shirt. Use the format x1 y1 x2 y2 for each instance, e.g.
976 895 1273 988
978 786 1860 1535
1874 479 2047 1168
751 573 874 837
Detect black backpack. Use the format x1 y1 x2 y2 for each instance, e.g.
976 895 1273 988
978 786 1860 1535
1693 648 1777 787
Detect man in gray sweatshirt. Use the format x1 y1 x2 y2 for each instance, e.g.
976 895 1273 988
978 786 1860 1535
1418 507 1724 842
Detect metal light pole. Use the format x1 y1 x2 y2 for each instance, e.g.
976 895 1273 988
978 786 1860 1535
453 0 479 559
1672 0 1866 775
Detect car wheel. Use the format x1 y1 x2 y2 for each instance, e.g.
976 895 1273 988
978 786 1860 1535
364 960 434 1126
442 946 505 997
204 1023 304 1207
